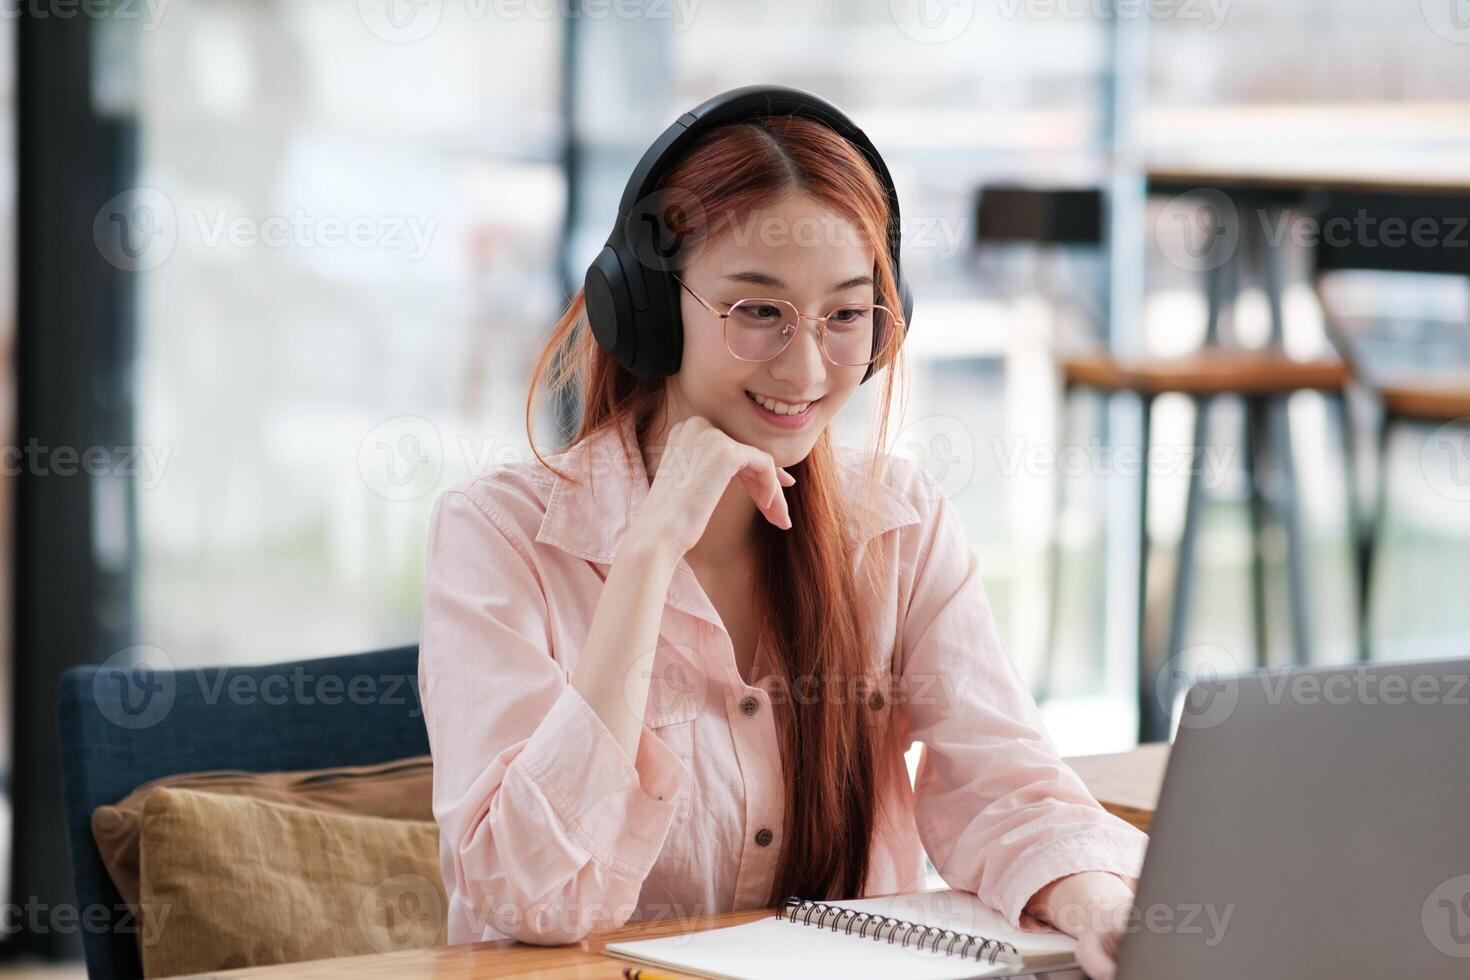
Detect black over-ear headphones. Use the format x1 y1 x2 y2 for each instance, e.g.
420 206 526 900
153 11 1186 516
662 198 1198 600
583 84 913 385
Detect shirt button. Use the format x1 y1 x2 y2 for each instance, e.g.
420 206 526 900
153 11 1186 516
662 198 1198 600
740 696 759 716
755 828 774 847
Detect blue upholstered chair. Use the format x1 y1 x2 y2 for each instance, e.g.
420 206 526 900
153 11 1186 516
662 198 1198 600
56 645 429 980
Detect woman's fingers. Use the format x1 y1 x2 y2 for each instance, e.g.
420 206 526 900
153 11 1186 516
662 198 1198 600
732 449 791 530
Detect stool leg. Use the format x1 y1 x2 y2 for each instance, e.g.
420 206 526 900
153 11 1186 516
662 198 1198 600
1137 394 1169 743
1363 414 1396 662
1272 394 1313 667
1330 392 1370 663
1243 396 1271 668
1163 395 1211 693
1038 382 1081 701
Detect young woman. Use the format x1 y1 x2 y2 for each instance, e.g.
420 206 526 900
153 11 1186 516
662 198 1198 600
419 90 1147 979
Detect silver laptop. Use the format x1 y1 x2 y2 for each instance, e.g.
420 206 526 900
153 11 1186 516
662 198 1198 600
1116 657 1470 979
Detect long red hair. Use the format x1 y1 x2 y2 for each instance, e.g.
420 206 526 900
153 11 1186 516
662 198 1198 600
524 113 910 903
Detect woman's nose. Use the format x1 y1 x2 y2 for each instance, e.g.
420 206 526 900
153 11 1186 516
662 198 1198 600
770 316 828 386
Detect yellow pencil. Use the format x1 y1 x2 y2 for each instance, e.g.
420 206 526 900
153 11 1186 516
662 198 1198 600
621 965 682 980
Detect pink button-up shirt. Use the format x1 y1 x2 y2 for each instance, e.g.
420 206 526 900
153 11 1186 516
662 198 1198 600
418 414 1148 946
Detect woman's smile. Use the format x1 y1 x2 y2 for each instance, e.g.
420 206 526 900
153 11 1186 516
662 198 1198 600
744 389 822 427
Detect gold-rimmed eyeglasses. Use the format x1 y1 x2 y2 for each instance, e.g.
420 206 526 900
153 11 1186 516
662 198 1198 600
674 274 903 368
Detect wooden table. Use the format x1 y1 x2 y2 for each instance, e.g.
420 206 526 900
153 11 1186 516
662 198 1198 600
190 744 1169 979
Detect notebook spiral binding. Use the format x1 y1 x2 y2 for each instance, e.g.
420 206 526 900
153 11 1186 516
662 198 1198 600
777 897 1020 965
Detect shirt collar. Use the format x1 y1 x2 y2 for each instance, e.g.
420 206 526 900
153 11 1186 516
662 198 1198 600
534 413 921 567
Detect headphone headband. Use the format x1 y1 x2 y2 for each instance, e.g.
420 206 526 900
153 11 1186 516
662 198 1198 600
584 84 912 383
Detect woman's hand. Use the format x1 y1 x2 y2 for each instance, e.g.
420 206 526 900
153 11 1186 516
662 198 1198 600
1024 871 1137 980
627 415 796 559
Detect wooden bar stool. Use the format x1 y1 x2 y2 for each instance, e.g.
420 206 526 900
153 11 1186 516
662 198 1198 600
1312 191 1470 662
1047 349 1351 741
1034 194 1352 743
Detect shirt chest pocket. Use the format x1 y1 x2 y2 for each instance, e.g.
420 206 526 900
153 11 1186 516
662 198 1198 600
644 676 700 821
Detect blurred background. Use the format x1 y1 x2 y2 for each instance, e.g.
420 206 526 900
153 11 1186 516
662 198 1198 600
4 0 1469 967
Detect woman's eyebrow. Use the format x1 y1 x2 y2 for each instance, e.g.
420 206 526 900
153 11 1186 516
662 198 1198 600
721 272 875 292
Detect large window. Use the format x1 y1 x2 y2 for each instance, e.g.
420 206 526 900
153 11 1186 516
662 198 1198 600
134 2 564 667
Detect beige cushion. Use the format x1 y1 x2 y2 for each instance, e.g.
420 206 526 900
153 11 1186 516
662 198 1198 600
137 788 446 978
92 755 433 916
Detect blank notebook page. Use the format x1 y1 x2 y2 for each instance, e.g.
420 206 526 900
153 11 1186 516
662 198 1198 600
603 888 1078 980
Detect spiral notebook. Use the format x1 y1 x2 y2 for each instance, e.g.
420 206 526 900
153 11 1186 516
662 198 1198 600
603 888 1079 980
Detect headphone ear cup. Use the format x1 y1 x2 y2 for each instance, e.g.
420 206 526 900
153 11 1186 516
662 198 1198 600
585 246 639 373
640 268 684 379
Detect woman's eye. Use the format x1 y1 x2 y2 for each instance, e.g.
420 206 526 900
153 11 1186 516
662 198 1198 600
831 306 870 325
737 303 783 321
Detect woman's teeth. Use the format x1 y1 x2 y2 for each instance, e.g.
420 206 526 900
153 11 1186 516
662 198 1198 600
746 391 813 415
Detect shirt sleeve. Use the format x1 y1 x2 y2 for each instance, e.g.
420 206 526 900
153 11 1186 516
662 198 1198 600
417 486 691 945
897 477 1149 928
